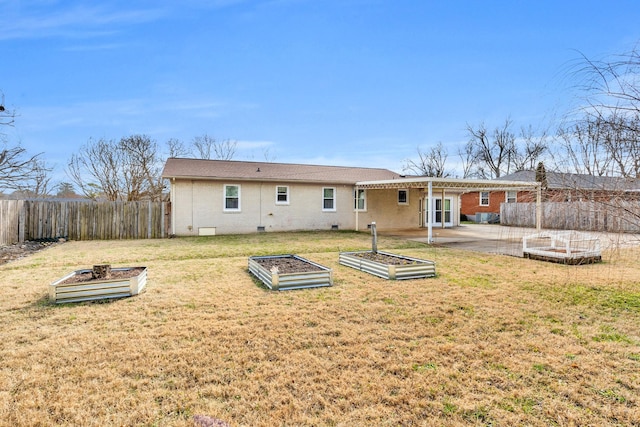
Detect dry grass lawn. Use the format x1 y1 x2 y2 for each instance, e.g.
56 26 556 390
1 231 639 426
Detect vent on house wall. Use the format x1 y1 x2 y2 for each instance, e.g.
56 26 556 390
331 224 339 230
198 227 216 236
257 226 266 232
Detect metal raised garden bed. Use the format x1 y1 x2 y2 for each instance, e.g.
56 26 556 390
49 266 148 304
523 231 602 264
339 251 436 280
248 255 333 291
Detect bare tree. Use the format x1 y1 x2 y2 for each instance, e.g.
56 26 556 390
0 143 44 192
457 141 476 178
22 158 52 197
67 135 164 201
466 119 516 179
557 114 615 176
191 134 214 159
403 142 450 177
0 93 51 193
213 139 237 160
166 138 190 158
466 119 548 178
512 125 548 172
119 135 164 201
191 134 237 160
262 147 276 162
602 112 640 178
572 45 640 120
558 44 640 177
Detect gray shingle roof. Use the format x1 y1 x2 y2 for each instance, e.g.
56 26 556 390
498 170 640 191
162 158 402 185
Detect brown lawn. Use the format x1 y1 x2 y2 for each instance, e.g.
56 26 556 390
0 231 639 426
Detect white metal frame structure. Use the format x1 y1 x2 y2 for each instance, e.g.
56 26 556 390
354 176 542 243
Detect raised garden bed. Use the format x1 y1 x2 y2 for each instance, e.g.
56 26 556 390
248 255 332 291
523 231 602 265
49 266 147 303
339 251 436 280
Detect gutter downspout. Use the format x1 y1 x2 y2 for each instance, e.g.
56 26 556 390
171 177 176 235
355 186 359 231
427 180 433 243
441 188 446 229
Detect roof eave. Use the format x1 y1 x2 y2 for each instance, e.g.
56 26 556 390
162 175 358 185
355 176 541 191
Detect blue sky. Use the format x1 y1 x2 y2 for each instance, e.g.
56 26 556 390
2 0 640 183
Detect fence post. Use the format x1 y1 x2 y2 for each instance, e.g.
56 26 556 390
18 200 25 243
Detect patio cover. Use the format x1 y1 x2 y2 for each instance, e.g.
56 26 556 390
355 176 542 243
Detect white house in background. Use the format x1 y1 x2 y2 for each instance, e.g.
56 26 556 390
162 158 539 237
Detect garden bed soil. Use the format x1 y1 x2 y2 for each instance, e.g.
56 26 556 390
252 256 325 274
348 251 425 265
57 267 146 285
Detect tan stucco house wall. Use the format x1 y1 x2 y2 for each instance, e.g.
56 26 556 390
171 179 363 235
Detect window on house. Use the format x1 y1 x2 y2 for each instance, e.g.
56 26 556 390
323 187 336 211
398 189 408 205
479 191 489 206
354 189 366 210
276 186 289 205
224 184 240 211
506 190 517 203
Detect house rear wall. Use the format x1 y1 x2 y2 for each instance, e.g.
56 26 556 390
170 180 438 235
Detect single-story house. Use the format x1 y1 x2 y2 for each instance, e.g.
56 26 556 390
162 158 540 239
460 170 640 220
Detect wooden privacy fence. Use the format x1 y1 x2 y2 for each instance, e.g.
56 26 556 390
501 201 640 233
0 200 170 245
1 200 24 246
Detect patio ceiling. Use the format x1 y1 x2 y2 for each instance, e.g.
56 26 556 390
355 176 540 191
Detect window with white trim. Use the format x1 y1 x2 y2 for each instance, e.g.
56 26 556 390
398 189 408 205
276 186 289 205
224 184 240 211
506 190 517 203
354 189 366 211
322 187 336 211
479 191 489 206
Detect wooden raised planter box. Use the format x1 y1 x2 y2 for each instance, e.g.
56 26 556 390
49 266 147 304
339 251 436 280
248 255 333 291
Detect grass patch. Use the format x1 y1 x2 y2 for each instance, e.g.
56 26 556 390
1 231 639 426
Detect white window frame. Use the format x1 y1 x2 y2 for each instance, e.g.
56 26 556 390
506 190 517 203
322 187 336 212
276 185 290 205
479 191 489 206
398 189 409 205
223 184 241 212
354 188 366 211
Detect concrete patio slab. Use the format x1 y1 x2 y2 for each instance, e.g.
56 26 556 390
378 224 640 257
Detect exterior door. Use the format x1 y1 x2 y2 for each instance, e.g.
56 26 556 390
424 197 453 227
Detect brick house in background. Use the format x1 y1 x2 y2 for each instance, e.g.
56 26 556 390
460 170 640 222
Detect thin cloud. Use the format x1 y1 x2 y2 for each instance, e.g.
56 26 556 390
0 3 166 41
